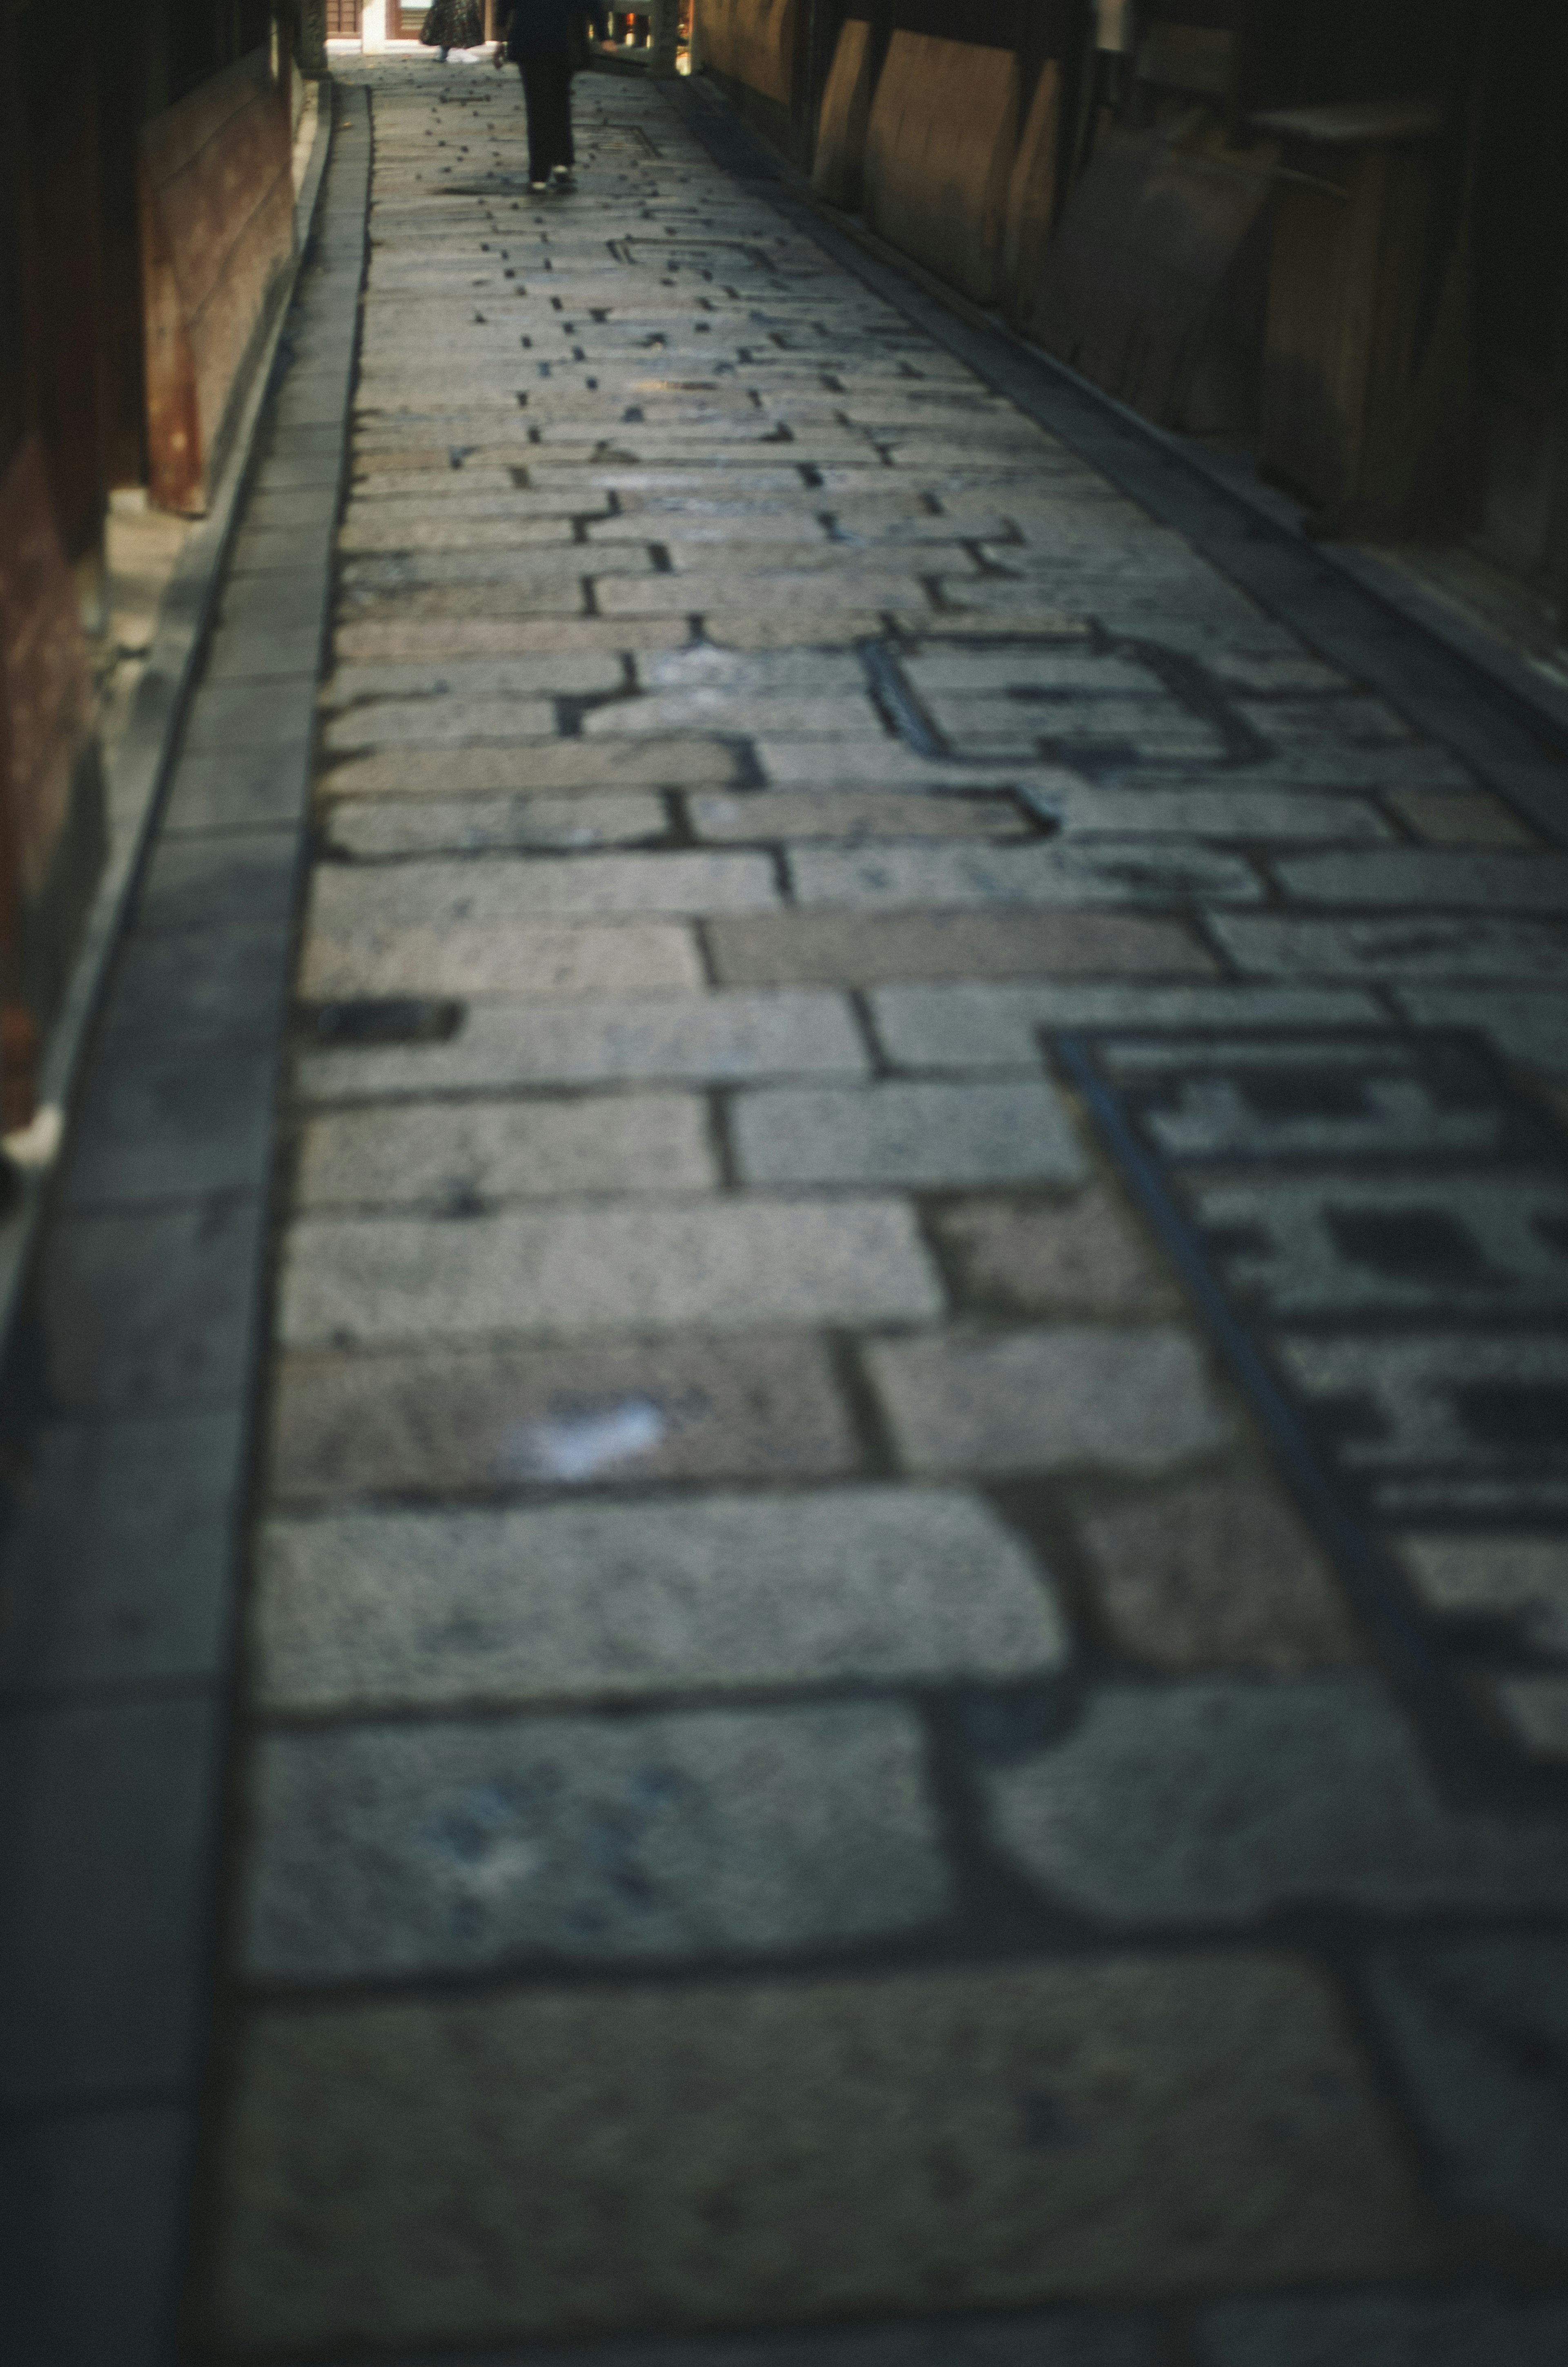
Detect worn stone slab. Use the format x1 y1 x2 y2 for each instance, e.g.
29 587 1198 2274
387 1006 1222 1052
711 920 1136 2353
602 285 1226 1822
1076 1480 1357 1671
690 792 1029 842
58 1048 278 1210
136 832 301 939
1365 1938 1568 2246
321 697 559 751
732 1082 1088 1188
322 791 669 857
1381 788 1535 847
251 1488 1066 1713
1273 848 1568 910
0 1697 219 2104
866 1327 1232 1476
707 909 1216 988
1202 2295 1568 2367
982 1677 1568 1924
305 853 777 940
278 1196 942 1348
295 990 868 1099
1391 985 1568 1076
932 1190 1180 1318
788 840 1261 910
160 744 313 834
323 735 748 797
295 1093 716 1209
0 1412 244 1692
871 982 1383 1069
267 1331 858 1503
38 1197 267 1415
299 912 701 998
1210 913 1568 983
242 1702 951 1980
214 1957 1422 2349
321 654 626 704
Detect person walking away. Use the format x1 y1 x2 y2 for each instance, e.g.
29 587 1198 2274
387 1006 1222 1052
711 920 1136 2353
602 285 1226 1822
421 0 484 61
497 0 583 193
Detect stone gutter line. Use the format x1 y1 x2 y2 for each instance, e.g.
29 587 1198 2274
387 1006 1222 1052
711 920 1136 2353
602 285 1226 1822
666 73 1568 824
0 83 338 1372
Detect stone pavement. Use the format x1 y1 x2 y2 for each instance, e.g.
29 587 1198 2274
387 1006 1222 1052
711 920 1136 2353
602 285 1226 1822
146 53 1568 2364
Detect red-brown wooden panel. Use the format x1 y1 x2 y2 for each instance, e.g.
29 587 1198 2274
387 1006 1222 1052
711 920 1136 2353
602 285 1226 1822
140 49 295 513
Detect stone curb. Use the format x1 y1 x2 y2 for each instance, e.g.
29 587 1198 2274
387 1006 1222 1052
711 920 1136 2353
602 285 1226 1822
0 85 339 1370
0 81 370 2367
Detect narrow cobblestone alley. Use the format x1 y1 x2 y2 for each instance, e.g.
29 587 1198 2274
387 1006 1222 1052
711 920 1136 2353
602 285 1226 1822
9 49 1568 2367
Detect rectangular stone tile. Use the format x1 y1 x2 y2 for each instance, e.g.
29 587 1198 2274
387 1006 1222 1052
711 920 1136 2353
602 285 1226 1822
866 1327 1232 1476
587 694 886 740
277 1196 942 1349
299 912 701 999
689 791 1028 842
933 1190 1182 1319
595 570 930 616
707 910 1216 988
0 1411 244 1691
321 653 625 703
335 514 575 553
0 2106 189 2367
1382 788 1536 846
322 735 746 796
304 851 777 934
180 681 318 753
1044 785 1391 842
788 840 1261 910
1076 1479 1356 1671
136 833 301 939
160 745 312 835
295 989 867 1099
213 1956 1422 2349
334 617 689 664
241 1701 951 1980
732 1082 1088 1189
203 628 325 685
321 697 558 752
267 1331 858 1503
982 1677 1568 1926
296 1091 715 1209
1395 1534 1568 1656
0 1697 219 2103
321 791 669 857
38 1196 267 1414
1210 913 1568 982
101 926 292 1051
340 548 650 592
1273 848 1568 910
870 982 1381 1070
252 1488 1065 1713
59 1047 278 1208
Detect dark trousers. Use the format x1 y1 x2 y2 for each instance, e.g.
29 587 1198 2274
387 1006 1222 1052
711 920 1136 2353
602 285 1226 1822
517 52 574 180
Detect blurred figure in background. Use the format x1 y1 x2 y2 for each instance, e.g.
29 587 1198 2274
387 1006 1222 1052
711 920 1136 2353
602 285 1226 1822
421 0 485 60
497 0 585 193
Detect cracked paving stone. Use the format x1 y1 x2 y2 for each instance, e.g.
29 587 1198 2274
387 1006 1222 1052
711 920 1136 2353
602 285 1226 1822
981 1677 1568 1924
267 1330 858 1503
213 1955 1423 2350
241 1702 952 1980
250 1487 1067 1713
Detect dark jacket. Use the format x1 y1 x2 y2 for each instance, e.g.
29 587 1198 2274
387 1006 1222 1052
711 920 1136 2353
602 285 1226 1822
501 0 583 57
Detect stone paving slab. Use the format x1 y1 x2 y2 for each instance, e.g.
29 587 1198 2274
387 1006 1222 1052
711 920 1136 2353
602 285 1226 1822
251 1488 1066 1713
267 1330 858 1502
213 1957 1423 2350
241 1700 951 1979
